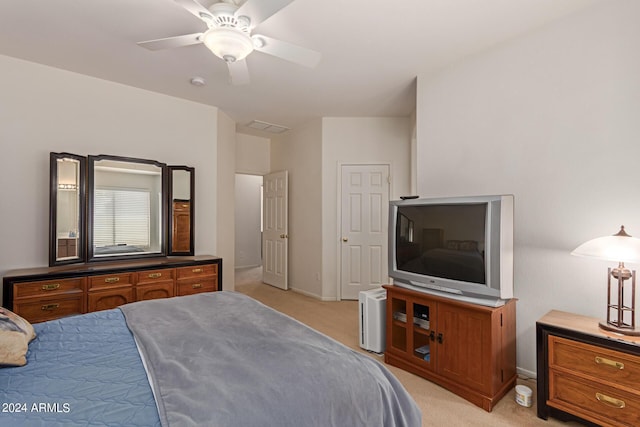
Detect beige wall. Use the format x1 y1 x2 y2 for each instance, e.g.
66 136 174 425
416 0 640 376
217 110 237 291
236 133 270 175
322 117 412 299
0 55 220 305
269 117 412 299
270 119 324 298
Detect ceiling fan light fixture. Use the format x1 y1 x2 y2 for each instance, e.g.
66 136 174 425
202 27 254 62
252 36 266 49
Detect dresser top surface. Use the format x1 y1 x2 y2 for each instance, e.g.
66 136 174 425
538 309 640 348
3 255 221 281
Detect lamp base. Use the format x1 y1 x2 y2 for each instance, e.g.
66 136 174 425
599 320 640 336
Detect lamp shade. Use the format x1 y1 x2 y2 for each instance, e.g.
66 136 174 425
571 226 640 264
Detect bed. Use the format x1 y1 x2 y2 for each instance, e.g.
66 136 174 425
0 291 421 426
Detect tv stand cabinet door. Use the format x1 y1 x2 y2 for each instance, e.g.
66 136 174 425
437 302 493 393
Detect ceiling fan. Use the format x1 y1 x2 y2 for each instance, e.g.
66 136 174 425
138 0 321 85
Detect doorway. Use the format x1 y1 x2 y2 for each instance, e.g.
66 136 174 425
235 174 263 276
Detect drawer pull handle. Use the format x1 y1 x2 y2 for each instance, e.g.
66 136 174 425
41 303 60 311
42 283 61 291
596 392 625 409
104 277 120 284
192 283 202 289
192 268 203 273
148 273 162 279
595 356 624 370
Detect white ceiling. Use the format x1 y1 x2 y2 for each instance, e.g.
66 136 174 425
0 0 600 135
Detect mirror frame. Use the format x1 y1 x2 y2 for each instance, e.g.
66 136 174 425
87 154 168 262
49 152 87 266
167 166 195 256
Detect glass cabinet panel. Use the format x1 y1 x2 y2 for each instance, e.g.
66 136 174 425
412 302 431 363
390 297 407 352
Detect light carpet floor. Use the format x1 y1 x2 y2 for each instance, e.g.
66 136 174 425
234 267 580 427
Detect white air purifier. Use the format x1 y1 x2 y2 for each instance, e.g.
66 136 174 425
359 288 387 353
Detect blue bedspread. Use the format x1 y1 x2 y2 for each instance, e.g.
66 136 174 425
1 293 421 427
0 309 160 427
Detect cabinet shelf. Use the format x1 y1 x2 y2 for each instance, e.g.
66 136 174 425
392 319 407 328
414 325 430 335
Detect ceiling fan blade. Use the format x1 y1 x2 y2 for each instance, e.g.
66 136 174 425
227 59 250 85
253 35 321 68
175 0 214 22
235 0 294 29
137 33 203 51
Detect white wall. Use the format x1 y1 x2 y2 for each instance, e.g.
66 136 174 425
0 55 221 306
271 119 324 298
270 117 412 299
322 117 412 299
236 133 270 175
216 110 237 291
235 174 262 268
416 0 640 375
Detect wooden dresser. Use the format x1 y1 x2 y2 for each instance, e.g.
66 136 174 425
537 310 640 427
2 255 221 323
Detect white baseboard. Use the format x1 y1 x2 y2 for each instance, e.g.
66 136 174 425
290 287 336 301
517 366 536 380
235 264 261 270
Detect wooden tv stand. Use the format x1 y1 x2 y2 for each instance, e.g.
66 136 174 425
383 285 517 411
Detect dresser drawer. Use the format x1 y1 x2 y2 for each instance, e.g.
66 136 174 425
88 287 134 312
14 296 84 323
550 336 640 390
549 370 640 427
176 264 217 280
13 277 85 298
176 277 216 296
136 268 175 285
173 201 190 212
136 281 175 301
89 273 135 290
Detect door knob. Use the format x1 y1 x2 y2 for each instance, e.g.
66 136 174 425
342 237 348 242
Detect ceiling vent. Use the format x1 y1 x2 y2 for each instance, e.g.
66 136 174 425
247 120 289 134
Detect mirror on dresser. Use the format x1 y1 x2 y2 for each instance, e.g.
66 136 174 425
87 155 168 261
49 152 86 266
168 166 195 255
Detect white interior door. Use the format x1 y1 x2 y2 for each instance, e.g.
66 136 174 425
340 164 390 300
262 171 288 290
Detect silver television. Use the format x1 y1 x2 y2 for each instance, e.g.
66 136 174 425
388 195 514 307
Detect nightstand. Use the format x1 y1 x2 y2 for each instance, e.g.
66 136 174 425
537 310 640 426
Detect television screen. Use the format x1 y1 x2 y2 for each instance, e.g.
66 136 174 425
395 203 488 285
389 195 513 306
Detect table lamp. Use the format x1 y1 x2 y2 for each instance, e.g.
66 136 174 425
571 225 640 336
